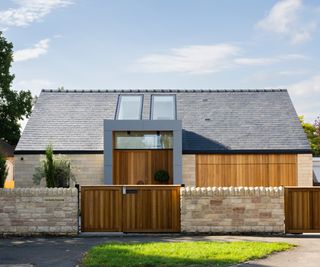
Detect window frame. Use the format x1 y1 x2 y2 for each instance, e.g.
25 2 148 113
115 94 144 120
113 131 173 150
150 94 177 120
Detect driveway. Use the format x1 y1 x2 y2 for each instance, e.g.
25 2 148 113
0 234 320 267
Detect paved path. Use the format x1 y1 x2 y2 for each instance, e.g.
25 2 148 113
0 234 320 267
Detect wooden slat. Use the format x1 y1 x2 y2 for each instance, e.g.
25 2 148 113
196 154 297 187
81 186 122 232
285 187 320 233
81 185 180 233
122 185 180 232
113 150 173 185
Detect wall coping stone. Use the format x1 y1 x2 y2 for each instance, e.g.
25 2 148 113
0 188 77 197
181 186 284 196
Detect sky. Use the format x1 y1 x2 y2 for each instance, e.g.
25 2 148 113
0 0 319 123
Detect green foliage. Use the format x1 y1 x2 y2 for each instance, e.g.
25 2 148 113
154 169 170 183
54 158 75 187
44 145 55 187
300 116 320 156
0 153 8 188
83 241 294 267
33 146 76 188
0 31 33 146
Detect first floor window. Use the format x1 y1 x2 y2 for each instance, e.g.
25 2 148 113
114 131 173 149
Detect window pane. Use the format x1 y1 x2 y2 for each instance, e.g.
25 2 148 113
114 131 173 149
117 95 142 120
152 95 176 120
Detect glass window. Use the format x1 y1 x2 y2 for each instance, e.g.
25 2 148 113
114 131 173 149
151 95 176 120
116 95 143 120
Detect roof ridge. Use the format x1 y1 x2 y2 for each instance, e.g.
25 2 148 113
41 88 288 93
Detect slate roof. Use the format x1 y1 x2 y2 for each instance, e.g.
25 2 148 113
15 89 311 153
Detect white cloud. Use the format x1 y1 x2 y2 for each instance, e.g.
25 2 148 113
14 79 54 96
256 0 318 44
257 0 302 33
286 75 320 122
133 44 240 74
287 74 320 95
235 54 308 66
234 57 278 66
133 44 307 74
14 39 50 62
0 0 73 28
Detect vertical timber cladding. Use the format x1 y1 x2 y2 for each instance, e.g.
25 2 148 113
81 186 122 232
285 187 320 233
81 185 181 232
196 154 297 187
122 185 180 232
113 150 173 185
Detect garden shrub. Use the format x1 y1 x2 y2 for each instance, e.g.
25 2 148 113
33 146 76 188
154 169 170 183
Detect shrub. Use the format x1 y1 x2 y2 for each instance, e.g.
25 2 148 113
154 170 170 183
0 153 8 188
33 146 76 188
44 145 55 187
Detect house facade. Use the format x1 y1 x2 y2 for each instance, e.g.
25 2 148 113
14 89 313 187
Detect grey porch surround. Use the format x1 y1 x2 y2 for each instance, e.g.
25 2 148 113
104 120 182 184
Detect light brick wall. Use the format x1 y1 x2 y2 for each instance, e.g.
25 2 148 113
14 154 104 187
181 187 284 233
297 154 313 186
0 188 78 235
182 155 196 186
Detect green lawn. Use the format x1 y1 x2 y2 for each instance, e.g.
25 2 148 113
82 241 294 267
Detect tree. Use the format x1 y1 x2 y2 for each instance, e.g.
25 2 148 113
0 153 8 188
300 116 320 156
0 31 33 146
33 145 76 188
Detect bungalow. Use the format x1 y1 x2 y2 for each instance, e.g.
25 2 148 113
14 89 312 187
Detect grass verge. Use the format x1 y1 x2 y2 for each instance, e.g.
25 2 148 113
83 241 294 266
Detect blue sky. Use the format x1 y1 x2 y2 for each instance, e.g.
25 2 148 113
1 0 319 123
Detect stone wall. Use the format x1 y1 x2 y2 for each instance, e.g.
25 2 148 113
181 187 284 233
297 154 313 186
14 154 104 187
0 188 78 235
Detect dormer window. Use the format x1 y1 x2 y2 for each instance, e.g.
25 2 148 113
116 95 143 120
151 95 176 120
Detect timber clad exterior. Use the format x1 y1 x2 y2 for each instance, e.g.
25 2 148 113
196 154 298 187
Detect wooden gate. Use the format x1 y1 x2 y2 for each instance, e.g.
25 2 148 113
81 185 181 232
285 187 320 233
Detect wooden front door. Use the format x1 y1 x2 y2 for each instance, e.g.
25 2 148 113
81 185 181 233
113 150 173 185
